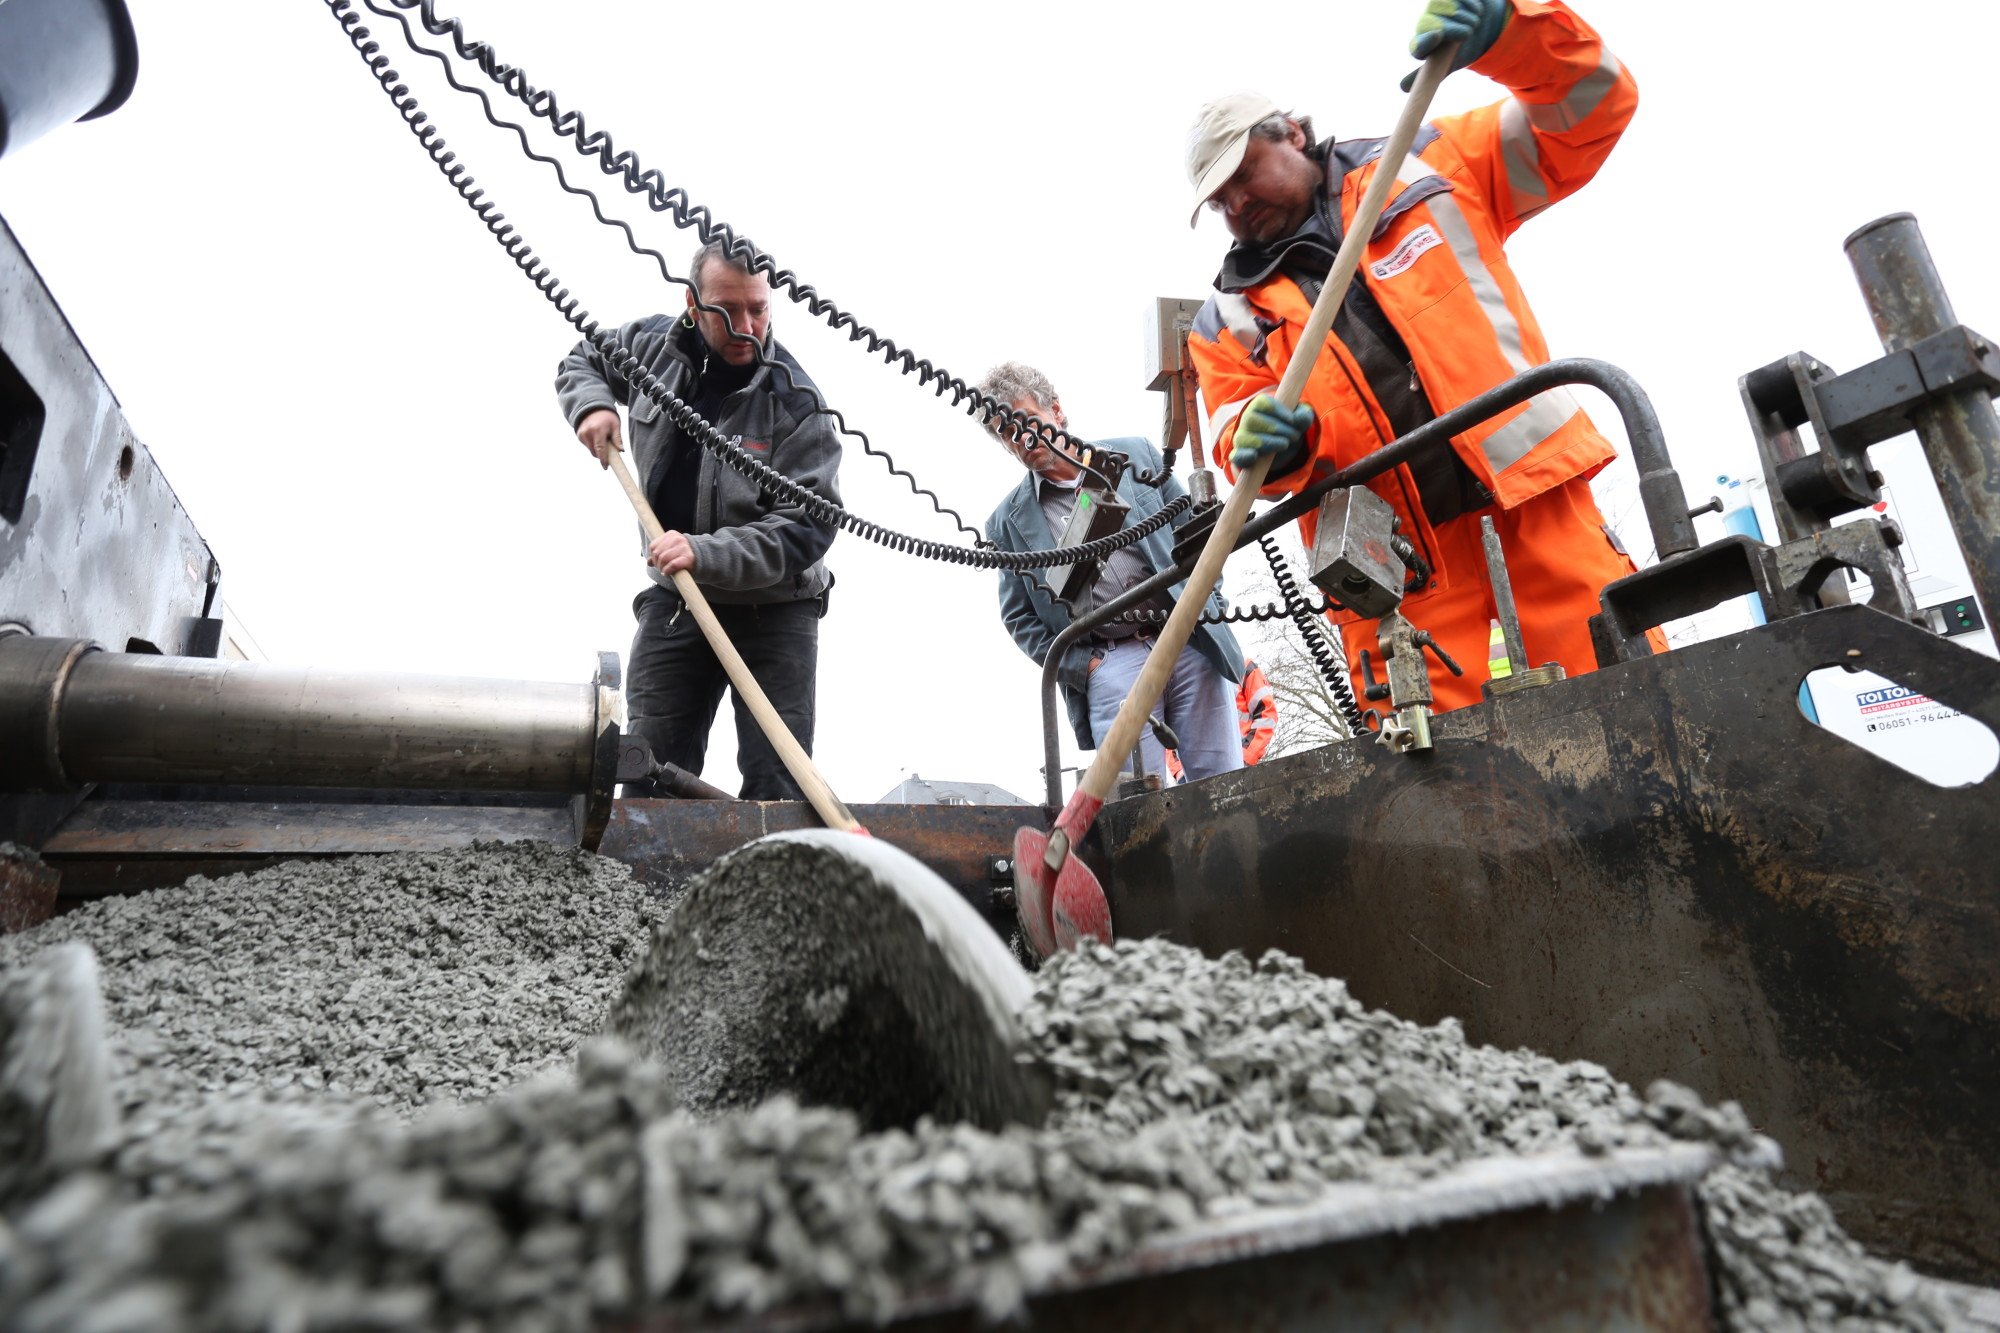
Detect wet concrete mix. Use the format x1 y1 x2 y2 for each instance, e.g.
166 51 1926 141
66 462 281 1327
0 843 1972 1331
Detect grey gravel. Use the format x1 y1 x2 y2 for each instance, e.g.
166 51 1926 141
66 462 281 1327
0 843 659 1200
0 847 1971 1331
1700 1164 1963 1332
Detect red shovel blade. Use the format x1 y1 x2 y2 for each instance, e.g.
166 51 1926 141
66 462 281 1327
1051 853 1113 950
1010 826 1060 960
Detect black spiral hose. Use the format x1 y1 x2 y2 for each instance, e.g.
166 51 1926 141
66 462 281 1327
370 0 1175 491
1105 522 1347 628
326 1 1185 573
358 0 998 541
1256 535 1371 732
1113 590 1342 628
1108 535 1370 732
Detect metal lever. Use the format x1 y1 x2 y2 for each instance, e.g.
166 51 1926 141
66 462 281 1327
1361 650 1390 702
1477 516 1567 698
1414 632 1464 677
1479 516 1528 675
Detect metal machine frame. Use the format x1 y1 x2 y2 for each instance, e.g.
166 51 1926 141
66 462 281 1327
0 212 625 921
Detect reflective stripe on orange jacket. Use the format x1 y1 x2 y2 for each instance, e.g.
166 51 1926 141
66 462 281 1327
1239 660 1276 765
1190 1 1648 712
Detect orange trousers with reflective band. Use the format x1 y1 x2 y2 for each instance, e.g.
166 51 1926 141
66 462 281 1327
1333 478 1664 716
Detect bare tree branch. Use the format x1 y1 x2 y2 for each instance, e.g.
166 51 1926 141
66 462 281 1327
1224 534 1358 758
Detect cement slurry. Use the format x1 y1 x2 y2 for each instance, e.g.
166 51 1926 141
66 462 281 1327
605 832 1047 1133
0 845 1972 1331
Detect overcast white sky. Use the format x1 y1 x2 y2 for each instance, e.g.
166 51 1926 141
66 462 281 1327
3 1 1996 802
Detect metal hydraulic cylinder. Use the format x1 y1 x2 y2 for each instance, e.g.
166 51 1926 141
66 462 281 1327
0 636 606 793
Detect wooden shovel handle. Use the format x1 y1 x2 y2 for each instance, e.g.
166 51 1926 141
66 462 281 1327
605 447 861 833
1073 48 1457 807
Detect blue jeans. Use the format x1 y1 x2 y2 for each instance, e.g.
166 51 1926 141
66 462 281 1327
1085 638 1243 783
627 585 820 800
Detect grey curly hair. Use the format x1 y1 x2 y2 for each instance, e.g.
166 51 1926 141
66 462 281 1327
977 362 1058 441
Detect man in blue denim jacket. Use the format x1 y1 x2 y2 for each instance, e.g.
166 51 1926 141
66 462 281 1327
979 362 1245 783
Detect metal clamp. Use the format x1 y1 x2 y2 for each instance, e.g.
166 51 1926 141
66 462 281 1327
1740 233 2000 557
1591 517 1917 666
1742 351 1885 532
1371 612 1439 755
1739 330 1999 536
1592 536 1792 666
1819 325 2000 452
1772 520 1916 623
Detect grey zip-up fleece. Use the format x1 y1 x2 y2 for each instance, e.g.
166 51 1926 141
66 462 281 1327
555 316 841 604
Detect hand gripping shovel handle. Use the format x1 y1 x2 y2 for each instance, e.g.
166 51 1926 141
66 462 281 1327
605 449 865 835
1040 46 1458 877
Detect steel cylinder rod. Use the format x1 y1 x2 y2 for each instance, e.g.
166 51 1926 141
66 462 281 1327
1845 212 2000 627
1481 515 1530 672
0 637 603 793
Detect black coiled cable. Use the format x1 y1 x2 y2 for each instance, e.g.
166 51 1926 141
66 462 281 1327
1109 535 1371 732
1256 535 1370 732
326 1 1187 573
370 0 1176 490
592 331 1189 571
1114 593 1340 628
359 0 992 541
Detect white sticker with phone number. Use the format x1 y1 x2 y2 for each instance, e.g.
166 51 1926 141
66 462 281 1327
1371 223 1443 280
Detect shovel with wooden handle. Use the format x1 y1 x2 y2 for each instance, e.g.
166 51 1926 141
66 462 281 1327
1010 46 1458 958
603 448 865 836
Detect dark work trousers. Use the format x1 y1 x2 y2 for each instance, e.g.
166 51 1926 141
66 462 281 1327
626 585 821 801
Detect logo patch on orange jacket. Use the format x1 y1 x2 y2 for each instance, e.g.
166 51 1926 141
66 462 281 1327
1370 223 1443 280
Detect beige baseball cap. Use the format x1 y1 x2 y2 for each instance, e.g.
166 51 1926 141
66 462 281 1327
1185 92 1281 227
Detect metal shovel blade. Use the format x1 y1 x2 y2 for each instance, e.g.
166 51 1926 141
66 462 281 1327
1010 826 1061 960
605 829 1047 1132
1051 852 1113 950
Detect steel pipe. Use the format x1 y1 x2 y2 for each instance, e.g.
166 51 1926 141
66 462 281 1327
1845 212 2000 628
0 637 603 793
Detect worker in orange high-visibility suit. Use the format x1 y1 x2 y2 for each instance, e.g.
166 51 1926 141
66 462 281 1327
1167 656 1279 780
1237 659 1278 764
1185 0 1663 715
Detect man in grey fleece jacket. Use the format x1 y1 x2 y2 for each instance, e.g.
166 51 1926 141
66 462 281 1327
555 242 841 800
